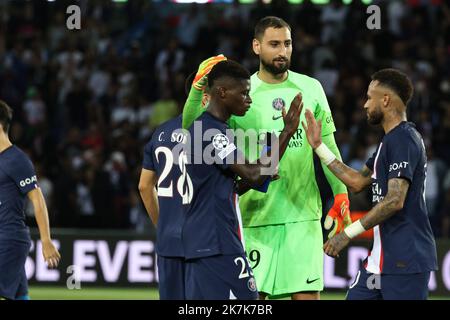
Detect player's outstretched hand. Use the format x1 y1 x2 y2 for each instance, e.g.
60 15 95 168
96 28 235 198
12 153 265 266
282 93 303 135
42 239 61 269
302 109 322 149
192 54 227 91
323 232 351 258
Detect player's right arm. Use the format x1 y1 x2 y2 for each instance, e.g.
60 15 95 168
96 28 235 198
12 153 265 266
302 109 372 193
229 93 303 186
138 169 159 226
326 162 373 194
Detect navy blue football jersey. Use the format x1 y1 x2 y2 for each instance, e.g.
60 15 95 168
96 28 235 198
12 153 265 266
183 111 245 259
143 115 192 257
364 122 438 274
0 146 37 240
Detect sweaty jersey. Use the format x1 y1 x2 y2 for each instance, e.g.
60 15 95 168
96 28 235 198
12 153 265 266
143 115 192 257
228 71 336 226
0 145 37 241
364 122 437 274
183 111 245 259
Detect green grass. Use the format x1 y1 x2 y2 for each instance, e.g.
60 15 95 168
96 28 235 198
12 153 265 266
28 287 449 300
29 286 159 300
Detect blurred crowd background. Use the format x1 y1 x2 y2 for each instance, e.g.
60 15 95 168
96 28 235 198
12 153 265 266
0 0 449 237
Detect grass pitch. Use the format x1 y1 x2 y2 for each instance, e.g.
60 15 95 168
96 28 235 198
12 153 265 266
28 286 449 300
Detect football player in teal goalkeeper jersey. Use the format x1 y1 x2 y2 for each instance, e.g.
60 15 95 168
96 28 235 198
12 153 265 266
182 17 351 300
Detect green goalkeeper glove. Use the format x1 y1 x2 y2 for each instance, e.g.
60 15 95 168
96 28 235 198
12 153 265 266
192 54 227 90
182 54 227 129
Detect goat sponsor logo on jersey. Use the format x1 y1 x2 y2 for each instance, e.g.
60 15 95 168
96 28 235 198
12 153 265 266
20 175 37 188
389 161 409 173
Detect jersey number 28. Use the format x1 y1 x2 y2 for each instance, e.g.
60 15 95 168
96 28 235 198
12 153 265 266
155 146 193 205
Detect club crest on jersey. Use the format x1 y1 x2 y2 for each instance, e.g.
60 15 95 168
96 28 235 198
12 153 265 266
247 277 257 292
272 98 285 111
212 133 229 151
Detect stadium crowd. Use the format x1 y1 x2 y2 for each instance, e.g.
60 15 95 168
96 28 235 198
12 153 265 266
0 0 449 237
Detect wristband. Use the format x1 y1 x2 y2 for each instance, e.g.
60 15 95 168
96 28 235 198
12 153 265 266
314 143 336 165
344 220 366 239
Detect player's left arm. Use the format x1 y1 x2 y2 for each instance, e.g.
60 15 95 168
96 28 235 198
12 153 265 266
360 178 410 229
323 178 410 257
27 188 61 268
138 169 159 226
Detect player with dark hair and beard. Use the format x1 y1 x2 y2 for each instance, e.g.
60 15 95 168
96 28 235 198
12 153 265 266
226 16 351 300
303 68 437 300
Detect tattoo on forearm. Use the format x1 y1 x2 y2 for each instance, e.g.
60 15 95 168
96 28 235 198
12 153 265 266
328 160 347 176
360 166 371 178
333 232 349 248
361 178 410 230
327 160 361 190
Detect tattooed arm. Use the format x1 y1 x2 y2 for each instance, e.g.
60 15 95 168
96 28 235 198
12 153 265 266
326 161 373 194
359 178 410 230
323 178 410 257
302 109 372 193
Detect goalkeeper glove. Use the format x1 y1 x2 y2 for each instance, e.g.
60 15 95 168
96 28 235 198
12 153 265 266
182 54 227 129
192 54 227 91
324 193 352 239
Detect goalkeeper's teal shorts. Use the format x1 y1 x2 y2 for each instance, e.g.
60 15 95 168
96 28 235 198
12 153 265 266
243 220 324 298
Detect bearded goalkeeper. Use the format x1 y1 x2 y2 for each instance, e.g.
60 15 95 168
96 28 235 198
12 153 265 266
182 17 351 300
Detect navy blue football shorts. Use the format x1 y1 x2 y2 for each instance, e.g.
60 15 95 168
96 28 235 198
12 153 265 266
157 255 186 300
347 265 430 300
184 253 258 300
0 238 31 300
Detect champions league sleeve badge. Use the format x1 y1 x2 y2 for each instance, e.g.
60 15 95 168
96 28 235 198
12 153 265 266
213 133 236 160
213 133 229 150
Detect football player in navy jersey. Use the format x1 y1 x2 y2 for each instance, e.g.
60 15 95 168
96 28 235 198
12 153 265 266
303 69 438 300
138 58 225 300
182 60 303 299
0 100 60 300
139 114 192 300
